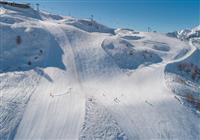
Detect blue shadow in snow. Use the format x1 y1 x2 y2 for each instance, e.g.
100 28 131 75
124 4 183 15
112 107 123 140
34 68 53 82
0 28 66 74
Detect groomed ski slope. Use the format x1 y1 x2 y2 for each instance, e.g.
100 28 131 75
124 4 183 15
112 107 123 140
14 22 86 139
0 5 200 140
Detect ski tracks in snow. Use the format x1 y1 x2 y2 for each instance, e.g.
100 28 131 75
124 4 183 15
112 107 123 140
14 22 85 140
80 97 128 140
7 21 200 140
0 71 41 140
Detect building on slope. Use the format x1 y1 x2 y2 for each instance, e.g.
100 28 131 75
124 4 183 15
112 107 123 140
0 1 31 9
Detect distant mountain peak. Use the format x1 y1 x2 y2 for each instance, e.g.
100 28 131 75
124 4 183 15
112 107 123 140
167 25 200 40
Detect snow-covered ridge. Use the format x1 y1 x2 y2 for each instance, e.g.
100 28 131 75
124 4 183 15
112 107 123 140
167 25 200 40
1 5 189 73
165 25 200 110
61 18 114 34
0 5 200 140
165 47 200 110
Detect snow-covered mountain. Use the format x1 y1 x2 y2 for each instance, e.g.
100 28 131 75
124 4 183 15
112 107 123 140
0 4 200 140
167 25 200 40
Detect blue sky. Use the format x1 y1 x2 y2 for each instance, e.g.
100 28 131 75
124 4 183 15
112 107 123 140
12 0 200 32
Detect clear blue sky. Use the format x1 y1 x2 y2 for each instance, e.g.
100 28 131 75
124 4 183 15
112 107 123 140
12 0 200 32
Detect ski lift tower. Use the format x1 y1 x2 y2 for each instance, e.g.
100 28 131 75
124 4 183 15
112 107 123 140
148 27 152 32
90 14 94 22
36 3 39 12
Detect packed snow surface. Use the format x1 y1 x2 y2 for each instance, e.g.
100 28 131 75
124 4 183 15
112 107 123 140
0 5 200 140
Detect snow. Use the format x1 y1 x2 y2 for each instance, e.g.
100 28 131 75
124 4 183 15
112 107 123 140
0 69 42 139
82 63 200 139
0 5 200 140
102 37 162 69
0 21 65 73
62 18 114 34
167 25 200 40
165 45 200 107
80 97 127 140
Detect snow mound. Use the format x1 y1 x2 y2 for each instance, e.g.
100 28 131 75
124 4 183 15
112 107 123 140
114 28 142 40
142 40 171 52
152 44 170 52
62 18 114 34
122 35 144 40
114 28 139 36
0 22 65 73
165 49 200 109
102 37 162 69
